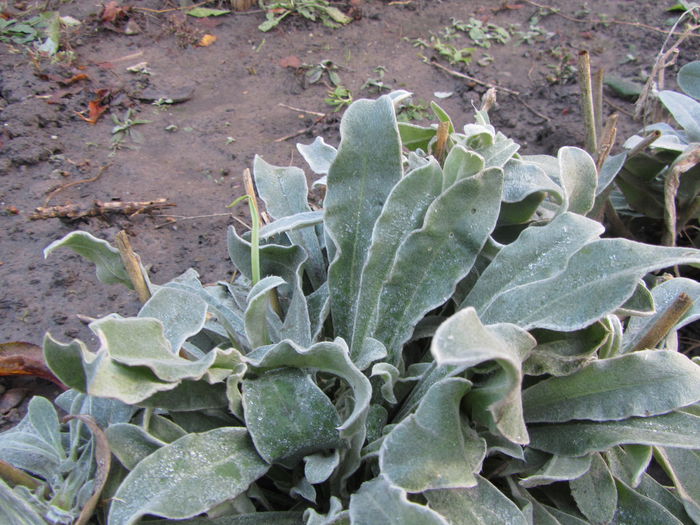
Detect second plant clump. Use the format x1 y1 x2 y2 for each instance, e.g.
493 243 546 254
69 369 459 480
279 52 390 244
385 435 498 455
1 92 700 524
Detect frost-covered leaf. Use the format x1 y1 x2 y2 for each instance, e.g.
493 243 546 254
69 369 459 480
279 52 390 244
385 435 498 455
424 476 528 525
350 158 443 363
44 231 132 288
0 479 45 525
258 211 324 241
615 280 655 317
108 427 268 525
678 61 700 100
502 158 563 204
431 308 535 444
613 478 684 525
380 378 485 491
244 276 285 348
106 423 165 470
605 445 652 488
622 277 700 352
461 212 603 313
482 239 700 331
656 447 700 523
242 368 341 463
373 168 504 365
297 136 337 175
173 512 304 524
528 411 700 456
442 145 484 187
304 451 340 485
558 146 597 215
518 454 591 488
349 477 449 525
325 95 403 341
660 90 700 142
570 453 617 524
522 350 700 423
139 287 207 353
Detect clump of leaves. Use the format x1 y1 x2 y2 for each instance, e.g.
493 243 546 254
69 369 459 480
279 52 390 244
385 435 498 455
610 61 700 246
544 45 577 85
0 11 79 55
110 109 151 150
258 0 351 32
413 36 475 66
304 59 342 86
3 92 700 524
361 66 391 94
325 85 352 111
450 16 510 48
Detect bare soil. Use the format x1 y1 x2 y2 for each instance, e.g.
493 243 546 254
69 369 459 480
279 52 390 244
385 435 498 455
1 0 698 422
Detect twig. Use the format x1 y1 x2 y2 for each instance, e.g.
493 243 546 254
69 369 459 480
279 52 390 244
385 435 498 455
514 95 550 121
433 121 450 164
30 199 175 220
522 0 700 37
578 51 597 154
115 231 151 303
428 59 520 96
596 112 618 172
593 68 605 140
278 103 326 117
603 96 634 118
274 114 327 142
628 130 661 158
631 292 694 352
44 164 110 207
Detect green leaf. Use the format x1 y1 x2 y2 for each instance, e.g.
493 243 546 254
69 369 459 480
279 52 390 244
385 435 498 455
44 231 132 288
108 427 268 525
380 378 485 491
501 158 563 204
424 476 528 525
325 95 403 341
558 146 597 215
659 90 700 142
106 423 165 470
570 453 617 524
242 368 341 463
518 454 591 488
482 239 700 331
613 478 684 525
678 61 700 100
605 445 652 487
186 7 230 17
138 287 208 353
244 276 285 348
442 145 484 188
349 477 449 525
398 123 435 151
522 350 700 423
304 450 340 484
350 158 443 364
0 479 46 525
528 411 700 456
461 212 604 313
373 168 504 365
297 136 337 174
431 308 535 444
172 512 304 524
655 447 700 523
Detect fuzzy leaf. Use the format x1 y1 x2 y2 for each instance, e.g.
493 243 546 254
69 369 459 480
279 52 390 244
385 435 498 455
0 479 46 525
522 350 700 423
678 61 700 100
442 145 484 188
349 477 449 525
502 158 563 204
106 423 165 470
304 450 340 484
242 368 341 463
424 476 528 525
528 411 700 456
297 136 337 175
558 146 597 215
613 478 684 525
138 287 208 353
44 231 131 287
461 212 604 313
325 95 403 341
373 169 504 365
570 453 617 523
431 308 535 444
660 90 700 142
380 378 485 491
107 427 268 525
518 454 592 488
244 276 285 348
350 158 443 364
656 447 700 523
482 239 700 331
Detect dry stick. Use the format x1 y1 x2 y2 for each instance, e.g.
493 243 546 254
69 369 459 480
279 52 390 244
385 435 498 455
43 164 110 207
278 103 326 117
433 121 450 164
631 292 694 352
30 199 175 220
603 96 634 118
428 59 520 96
596 112 618 172
115 231 151 303
628 130 661 158
522 0 700 37
593 68 605 141
275 114 327 143
515 95 551 121
578 51 597 154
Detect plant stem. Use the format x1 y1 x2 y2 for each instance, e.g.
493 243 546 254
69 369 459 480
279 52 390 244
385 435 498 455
631 292 694 352
115 231 151 303
578 51 597 154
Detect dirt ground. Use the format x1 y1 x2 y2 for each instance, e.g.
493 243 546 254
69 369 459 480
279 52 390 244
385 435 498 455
1 0 698 420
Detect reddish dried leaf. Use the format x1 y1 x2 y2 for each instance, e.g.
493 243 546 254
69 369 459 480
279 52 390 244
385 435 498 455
279 55 302 68
77 91 109 124
102 1 129 23
0 342 66 389
59 73 90 85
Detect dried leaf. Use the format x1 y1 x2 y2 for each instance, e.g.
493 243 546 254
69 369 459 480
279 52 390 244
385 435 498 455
0 342 66 388
279 55 302 68
102 1 129 24
77 91 109 125
197 34 217 47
